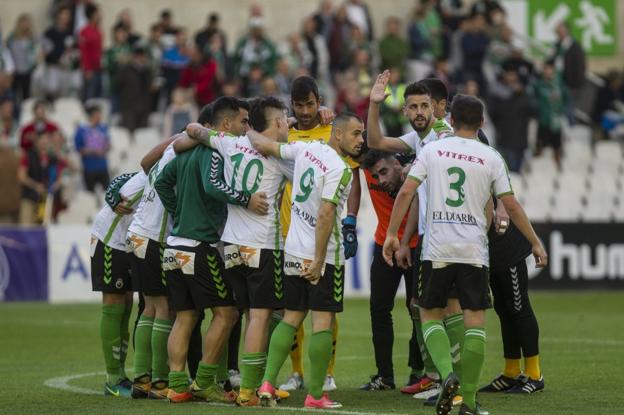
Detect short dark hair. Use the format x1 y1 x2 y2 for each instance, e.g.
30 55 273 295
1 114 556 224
403 82 431 100
450 94 484 130
238 99 251 112
363 150 396 171
249 97 287 132
85 104 101 117
333 111 363 129
418 78 448 102
85 3 98 20
291 76 319 102
160 9 171 19
211 96 241 126
197 103 213 125
33 99 48 112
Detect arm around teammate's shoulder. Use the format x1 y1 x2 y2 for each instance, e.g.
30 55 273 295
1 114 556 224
247 129 282 158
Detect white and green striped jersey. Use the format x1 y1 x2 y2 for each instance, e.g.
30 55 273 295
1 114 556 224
128 143 176 243
408 136 513 266
91 171 147 250
279 141 353 266
209 132 288 250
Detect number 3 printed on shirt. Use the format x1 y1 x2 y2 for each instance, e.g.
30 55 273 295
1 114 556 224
445 166 466 207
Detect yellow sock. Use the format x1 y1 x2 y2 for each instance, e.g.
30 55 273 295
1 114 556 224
503 358 521 378
327 318 339 376
239 388 254 400
290 324 305 376
524 355 541 380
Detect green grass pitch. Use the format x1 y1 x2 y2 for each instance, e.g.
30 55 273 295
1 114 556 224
1 292 623 414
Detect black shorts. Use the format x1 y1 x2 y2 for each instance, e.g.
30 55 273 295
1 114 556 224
91 240 132 293
537 125 562 150
284 263 344 313
226 247 285 310
412 240 458 304
84 170 110 192
164 243 236 312
420 261 491 311
129 237 167 296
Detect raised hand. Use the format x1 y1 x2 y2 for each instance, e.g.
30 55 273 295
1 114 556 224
370 70 391 104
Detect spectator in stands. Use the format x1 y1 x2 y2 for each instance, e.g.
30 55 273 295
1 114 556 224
427 57 455 97
103 23 131 111
274 58 293 98
328 6 352 75
161 29 190 105
407 3 435 82
483 23 513 86
301 17 330 82
551 22 586 97
347 48 373 98
244 64 265 97
532 61 568 171
18 132 63 224
279 33 313 76
233 17 278 89
115 9 141 46
501 48 534 87
158 9 179 49
162 87 197 139
0 98 18 150
116 46 154 134
146 24 164 111
313 0 334 41
0 146 20 223
488 69 533 172
378 17 409 75
41 5 77 101
460 13 490 93
178 45 218 107
7 14 36 109
19 99 60 151
345 0 374 42
74 104 110 192
380 67 407 137
78 3 103 102
592 70 624 140
195 13 228 62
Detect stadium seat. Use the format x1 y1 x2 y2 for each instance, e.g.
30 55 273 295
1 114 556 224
594 140 624 164
57 190 99 224
53 97 86 125
551 193 583 222
18 97 39 125
588 172 620 195
523 195 551 222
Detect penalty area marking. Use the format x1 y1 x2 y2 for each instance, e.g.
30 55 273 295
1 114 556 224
43 371 408 415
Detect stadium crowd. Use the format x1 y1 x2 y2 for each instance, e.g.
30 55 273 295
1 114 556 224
0 0 623 225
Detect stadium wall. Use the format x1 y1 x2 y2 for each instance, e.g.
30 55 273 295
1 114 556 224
1 221 624 302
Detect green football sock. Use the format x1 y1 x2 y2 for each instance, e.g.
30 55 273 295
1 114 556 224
133 315 154 379
118 304 132 379
444 313 465 381
151 319 173 382
216 344 229 383
308 330 333 400
462 328 486 409
413 314 438 377
422 320 453 380
269 312 282 337
263 321 297 385
100 304 125 385
169 370 189 393
195 362 218 389
241 352 267 389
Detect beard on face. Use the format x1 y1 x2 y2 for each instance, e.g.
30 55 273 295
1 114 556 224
410 114 431 132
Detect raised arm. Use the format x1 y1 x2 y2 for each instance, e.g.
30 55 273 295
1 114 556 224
246 129 282 158
367 70 413 153
141 136 177 173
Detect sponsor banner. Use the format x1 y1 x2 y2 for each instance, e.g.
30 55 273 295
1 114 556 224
0 226 48 301
528 223 624 289
48 225 99 303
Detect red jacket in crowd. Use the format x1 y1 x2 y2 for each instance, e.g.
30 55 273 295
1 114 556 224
79 23 102 72
179 59 218 106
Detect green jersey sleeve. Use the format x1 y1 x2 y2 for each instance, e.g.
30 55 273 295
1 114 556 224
200 150 250 207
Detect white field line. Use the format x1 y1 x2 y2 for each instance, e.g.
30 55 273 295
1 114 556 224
43 371 408 415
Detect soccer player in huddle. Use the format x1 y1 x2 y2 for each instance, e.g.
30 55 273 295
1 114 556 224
184 96 291 406
154 98 265 403
279 76 361 393
367 71 464 399
383 94 547 415
243 112 364 409
91 171 147 397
